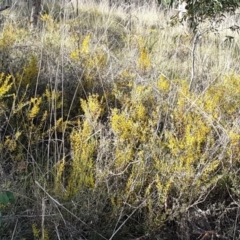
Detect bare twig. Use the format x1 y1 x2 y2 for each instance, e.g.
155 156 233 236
189 26 212 91
189 31 200 91
200 230 216 240
10 219 18 240
109 200 147 240
35 181 107 240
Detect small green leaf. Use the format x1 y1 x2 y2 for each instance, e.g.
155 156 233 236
0 192 9 205
5 191 15 204
0 191 15 205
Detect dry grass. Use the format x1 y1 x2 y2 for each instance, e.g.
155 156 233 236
0 1 240 239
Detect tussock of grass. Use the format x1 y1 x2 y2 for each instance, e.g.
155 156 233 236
0 1 240 239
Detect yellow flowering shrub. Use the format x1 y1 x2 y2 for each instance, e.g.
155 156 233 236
137 37 151 72
11 86 64 148
109 83 159 210
1 81 66 171
155 80 219 196
65 95 103 198
105 75 240 228
32 223 49 240
54 157 66 193
1 4 240 238
70 35 107 90
20 55 39 87
4 68 240 237
1 15 240 237
80 94 103 123
0 24 17 51
40 14 55 31
4 131 21 152
32 223 40 239
0 73 12 100
28 97 42 120
157 75 170 92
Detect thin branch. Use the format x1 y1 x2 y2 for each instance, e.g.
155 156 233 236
35 181 107 240
189 31 199 92
189 26 211 92
109 200 147 240
10 219 18 240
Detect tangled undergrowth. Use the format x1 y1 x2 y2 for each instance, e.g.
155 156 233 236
0 1 240 240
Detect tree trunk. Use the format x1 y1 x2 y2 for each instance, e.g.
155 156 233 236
30 0 41 28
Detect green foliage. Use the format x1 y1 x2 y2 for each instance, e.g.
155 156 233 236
185 0 239 17
0 191 14 227
183 0 239 30
0 191 15 206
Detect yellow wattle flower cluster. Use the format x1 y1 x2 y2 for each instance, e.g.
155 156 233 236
111 108 134 141
0 73 12 99
81 94 103 123
137 37 151 72
28 97 42 120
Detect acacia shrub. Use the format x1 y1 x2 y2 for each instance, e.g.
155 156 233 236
49 74 240 238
